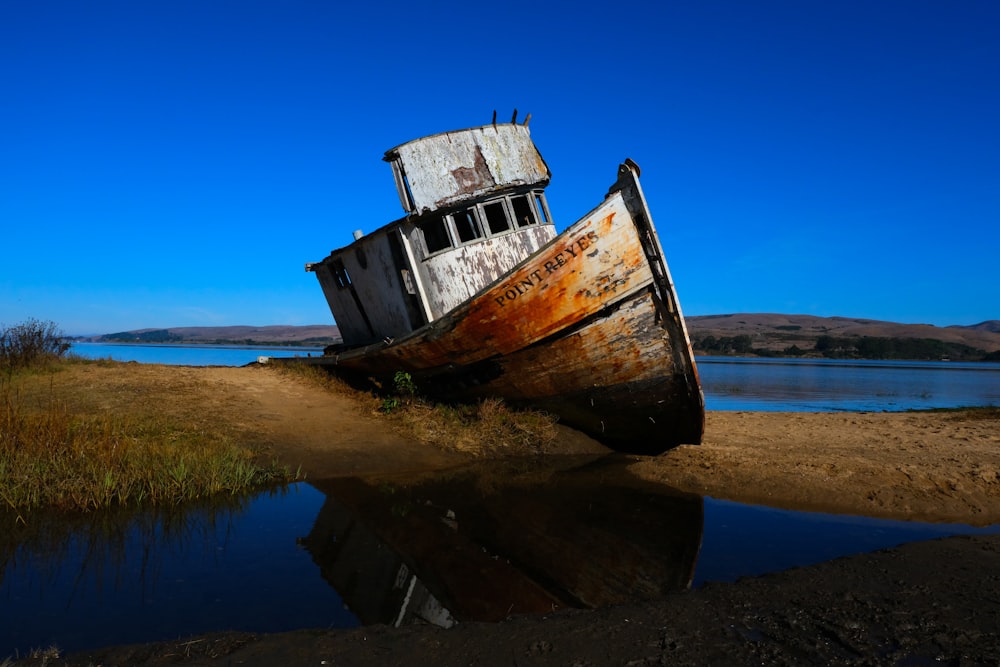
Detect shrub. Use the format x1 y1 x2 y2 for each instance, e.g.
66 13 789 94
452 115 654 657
0 318 70 371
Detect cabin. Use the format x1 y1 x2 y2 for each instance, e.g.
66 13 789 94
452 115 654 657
306 122 557 347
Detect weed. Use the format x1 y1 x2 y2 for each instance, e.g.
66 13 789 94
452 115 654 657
393 371 416 396
379 371 417 413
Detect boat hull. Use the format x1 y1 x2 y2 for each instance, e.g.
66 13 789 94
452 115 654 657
320 163 703 454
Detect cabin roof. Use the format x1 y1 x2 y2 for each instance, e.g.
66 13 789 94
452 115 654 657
383 122 550 215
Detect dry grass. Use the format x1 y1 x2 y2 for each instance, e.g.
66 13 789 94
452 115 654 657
379 396 559 456
275 362 560 456
1 360 293 519
1 356 559 520
0 644 61 665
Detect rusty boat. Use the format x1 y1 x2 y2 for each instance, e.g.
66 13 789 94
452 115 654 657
303 119 703 454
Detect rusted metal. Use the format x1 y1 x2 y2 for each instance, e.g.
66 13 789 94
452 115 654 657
304 122 703 454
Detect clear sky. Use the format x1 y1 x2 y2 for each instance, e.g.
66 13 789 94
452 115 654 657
2 1 997 335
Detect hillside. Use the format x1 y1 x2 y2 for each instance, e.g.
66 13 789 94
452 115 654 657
686 314 1000 359
84 325 342 346
78 315 1000 359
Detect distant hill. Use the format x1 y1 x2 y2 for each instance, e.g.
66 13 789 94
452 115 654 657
83 325 342 347
78 315 1000 359
686 314 1000 359
962 320 1000 334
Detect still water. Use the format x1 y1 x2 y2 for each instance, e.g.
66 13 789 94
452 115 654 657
70 342 322 367
699 356 999 411
3 462 998 657
0 487 354 656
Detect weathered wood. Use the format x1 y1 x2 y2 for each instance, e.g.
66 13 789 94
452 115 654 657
384 123 549 214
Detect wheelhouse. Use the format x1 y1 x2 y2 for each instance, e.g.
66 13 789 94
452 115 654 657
307 122 557 348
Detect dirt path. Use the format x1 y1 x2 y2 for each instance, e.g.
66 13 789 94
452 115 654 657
194 365 472 477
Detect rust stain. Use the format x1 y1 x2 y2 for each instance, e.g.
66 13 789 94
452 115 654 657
449 147 495 196
452 207 650 358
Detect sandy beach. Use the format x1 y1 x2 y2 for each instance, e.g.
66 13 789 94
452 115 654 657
13 363 1000 665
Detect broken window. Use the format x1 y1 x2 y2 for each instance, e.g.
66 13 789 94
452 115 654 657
534 192 550 224
390 158 416 213
453 209 482 243
419 216 452 254
483 201 510 234
332 259 352 289
510 195 535 228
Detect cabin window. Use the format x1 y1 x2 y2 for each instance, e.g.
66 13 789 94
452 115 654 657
390 158 416 213
419 216 452 254
452 209 482 243
331 259 352 289
534 192 550 224
483 201 510 234
510 195 535 228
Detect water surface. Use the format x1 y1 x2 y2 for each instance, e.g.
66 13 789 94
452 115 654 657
698 356 1000 411
3 461 997 657
70 342 322 367
1 486 353 656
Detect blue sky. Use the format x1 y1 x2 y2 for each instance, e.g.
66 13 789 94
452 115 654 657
2 1 997 335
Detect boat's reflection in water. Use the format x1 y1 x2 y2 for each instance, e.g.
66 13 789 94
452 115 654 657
0 457 703 655
301 458 704 628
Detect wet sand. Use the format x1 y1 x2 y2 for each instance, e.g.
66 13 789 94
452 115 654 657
12 364 1000 665
634 410 1000 526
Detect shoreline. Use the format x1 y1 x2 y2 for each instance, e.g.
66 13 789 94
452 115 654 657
7 364 1000 665
630 409 1000 526
51 534 1000 666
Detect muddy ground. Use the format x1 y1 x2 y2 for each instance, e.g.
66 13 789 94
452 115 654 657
12 364 1000 665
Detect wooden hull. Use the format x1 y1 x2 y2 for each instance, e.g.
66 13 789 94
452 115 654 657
324 163 703 454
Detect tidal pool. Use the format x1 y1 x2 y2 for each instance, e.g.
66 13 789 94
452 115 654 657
2 457 997 657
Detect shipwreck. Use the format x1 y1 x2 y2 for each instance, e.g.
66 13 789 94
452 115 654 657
303 118 703 454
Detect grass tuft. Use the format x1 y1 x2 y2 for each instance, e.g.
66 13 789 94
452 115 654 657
383 394 558 456
0 361 294 519
274 361 559 456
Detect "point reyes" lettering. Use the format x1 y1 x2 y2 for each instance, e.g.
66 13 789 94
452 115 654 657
494 230 599 308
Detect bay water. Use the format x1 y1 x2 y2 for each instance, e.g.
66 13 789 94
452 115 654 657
70 342 322 367
697 355 1000 412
